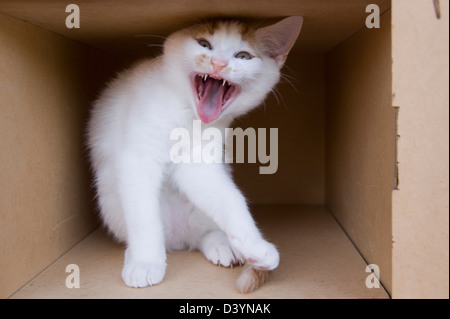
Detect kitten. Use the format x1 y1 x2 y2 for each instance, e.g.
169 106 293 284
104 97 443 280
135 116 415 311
87 16 303 293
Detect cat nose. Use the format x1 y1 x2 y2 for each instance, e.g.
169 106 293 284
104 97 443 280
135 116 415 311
211 57 228 72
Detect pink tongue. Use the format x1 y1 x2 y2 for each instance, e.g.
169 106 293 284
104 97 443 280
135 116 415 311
197 79 226 123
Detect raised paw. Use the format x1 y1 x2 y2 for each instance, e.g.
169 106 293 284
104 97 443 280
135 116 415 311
200 230 244 267
121 261 166 288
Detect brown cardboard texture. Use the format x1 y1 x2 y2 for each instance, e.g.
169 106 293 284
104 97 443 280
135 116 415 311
0 0 448 299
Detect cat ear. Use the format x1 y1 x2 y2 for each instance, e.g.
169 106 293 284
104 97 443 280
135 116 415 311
255 16 303 68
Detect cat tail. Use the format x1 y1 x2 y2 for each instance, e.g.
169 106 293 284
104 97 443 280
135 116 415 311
236 265 272 294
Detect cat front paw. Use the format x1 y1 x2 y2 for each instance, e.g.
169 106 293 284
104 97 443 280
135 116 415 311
121 261 166 288
248 241 279 271
230 237 280 271
200 230 244 267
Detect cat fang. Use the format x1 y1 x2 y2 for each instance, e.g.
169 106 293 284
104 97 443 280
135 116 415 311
169 120 278 174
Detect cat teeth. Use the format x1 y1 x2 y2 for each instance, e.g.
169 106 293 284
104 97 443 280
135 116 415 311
197 73 232 88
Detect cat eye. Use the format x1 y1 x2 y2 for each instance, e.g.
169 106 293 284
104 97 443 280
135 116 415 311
235 51 253 60
197 39 212 50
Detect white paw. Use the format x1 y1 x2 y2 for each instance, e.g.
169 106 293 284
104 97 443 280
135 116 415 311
200 230 244 267
230 237 279 271
121 261 166 288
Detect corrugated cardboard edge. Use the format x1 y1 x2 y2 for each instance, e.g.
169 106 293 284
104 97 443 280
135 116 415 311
392 0 449 299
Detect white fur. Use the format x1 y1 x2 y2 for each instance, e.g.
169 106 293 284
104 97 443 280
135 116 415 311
87 19 302 290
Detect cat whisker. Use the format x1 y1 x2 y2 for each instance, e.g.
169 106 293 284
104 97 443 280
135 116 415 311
262 100 268 114
269 86 289 111
261 69 299 95
280 72 297 81
279 74 299 94
134 34 169 40
270 88 281 107
134 34 178 50
282 63 297 76
277 87 289 111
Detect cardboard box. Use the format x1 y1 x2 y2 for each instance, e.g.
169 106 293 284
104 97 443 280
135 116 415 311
0 0 448 298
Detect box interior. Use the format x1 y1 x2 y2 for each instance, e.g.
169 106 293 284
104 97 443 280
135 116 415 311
0 0 397 298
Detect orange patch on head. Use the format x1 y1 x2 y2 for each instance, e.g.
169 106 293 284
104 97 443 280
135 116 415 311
186 20 262 56
222 66 232 74
195 54 210 68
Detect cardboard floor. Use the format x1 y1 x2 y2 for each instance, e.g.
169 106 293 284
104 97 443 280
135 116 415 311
10 205 389 299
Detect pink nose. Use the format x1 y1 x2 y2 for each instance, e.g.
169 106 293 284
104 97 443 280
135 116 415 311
211 57 228 72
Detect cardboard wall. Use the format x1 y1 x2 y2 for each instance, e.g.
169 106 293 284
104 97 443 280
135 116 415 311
0 13 121 298
392 0 449 299
325 11 395 293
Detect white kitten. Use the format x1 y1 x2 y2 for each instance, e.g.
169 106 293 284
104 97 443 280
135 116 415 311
87 16 303 293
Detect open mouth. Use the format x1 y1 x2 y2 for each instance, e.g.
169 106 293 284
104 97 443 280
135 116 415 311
191 73 240 124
